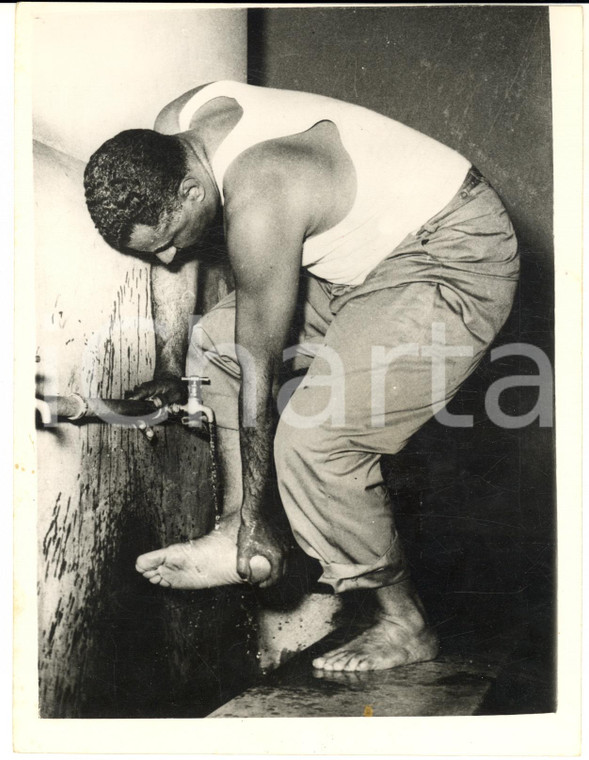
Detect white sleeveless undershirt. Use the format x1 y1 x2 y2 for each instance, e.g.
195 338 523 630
179 81 470 286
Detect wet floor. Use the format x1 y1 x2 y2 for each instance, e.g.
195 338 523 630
210 643 500 718
210 577 555 719
209 612 513 718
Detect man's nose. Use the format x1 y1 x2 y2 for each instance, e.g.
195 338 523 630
155 246 177 265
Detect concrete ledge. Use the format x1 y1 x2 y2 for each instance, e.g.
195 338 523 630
210 626 510 718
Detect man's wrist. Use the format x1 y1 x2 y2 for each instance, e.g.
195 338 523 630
154 366 183 380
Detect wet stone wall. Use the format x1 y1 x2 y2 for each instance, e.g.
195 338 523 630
35 140 257 718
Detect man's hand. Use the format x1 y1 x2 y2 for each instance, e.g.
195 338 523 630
237 516 288 589
127 372 188 406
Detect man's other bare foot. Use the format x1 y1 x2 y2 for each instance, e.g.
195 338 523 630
135 513 271 590
312 580 438 672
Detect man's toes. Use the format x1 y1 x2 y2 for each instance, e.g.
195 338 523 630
313 649 342 670
147 573 170 587
313 649 345 670
136 550 166 572
325 652 354 672
331 657 354 672
341 654 366 672
136 566 161 580
354 658 374 672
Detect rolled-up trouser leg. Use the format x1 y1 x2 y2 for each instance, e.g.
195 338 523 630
274 281 498 593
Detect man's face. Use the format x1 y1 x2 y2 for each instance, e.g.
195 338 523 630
128 195 207 265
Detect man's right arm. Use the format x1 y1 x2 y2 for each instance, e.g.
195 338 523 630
130 257 198 404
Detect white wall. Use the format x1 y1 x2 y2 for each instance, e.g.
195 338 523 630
29 4 248 716
32 5 247 161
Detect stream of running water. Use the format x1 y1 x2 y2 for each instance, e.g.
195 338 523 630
207 417 223 531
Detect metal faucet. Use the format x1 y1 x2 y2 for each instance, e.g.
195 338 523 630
180 376 215 428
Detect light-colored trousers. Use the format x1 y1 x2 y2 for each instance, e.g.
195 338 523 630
186 178 519 592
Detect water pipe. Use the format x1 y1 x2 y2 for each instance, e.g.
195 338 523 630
36 376 215 430
40 393 165 422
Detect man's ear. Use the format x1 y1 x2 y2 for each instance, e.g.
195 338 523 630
179 176 205 202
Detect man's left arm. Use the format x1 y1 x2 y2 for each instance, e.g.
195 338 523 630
226 197 306 588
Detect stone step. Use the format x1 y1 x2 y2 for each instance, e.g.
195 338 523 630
209 624 512 718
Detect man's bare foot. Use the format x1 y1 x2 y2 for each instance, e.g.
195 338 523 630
312 580 438 672
135 513 271 589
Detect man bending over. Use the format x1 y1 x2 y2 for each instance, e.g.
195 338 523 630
84 81 519 672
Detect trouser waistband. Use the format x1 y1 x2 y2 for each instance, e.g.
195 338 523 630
415 165 488 239
458 165 485 195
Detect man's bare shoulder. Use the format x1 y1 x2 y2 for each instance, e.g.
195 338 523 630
224 138 319 218
224 130 345 242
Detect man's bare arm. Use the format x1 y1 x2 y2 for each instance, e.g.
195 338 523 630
130 257 198 404
226 193 307 587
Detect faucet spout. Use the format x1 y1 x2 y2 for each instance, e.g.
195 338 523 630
180 376 215 428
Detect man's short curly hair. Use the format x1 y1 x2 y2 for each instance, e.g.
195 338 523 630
84 129 189 251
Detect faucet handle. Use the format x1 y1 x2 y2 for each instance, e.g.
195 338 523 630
181 376 211 399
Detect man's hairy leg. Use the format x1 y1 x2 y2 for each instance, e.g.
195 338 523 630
135 428 271 589
217 426 243 518
312 581 439 672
